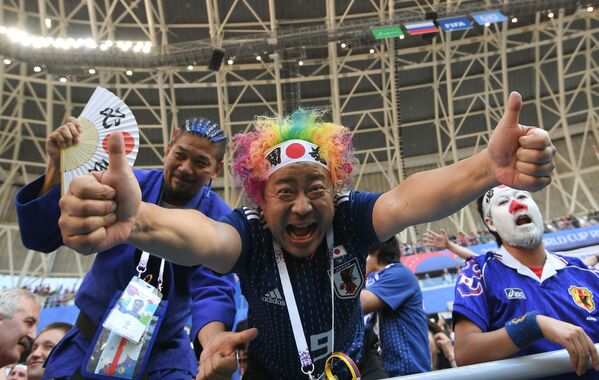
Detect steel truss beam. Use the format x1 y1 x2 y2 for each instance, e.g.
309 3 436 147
0 3 598 279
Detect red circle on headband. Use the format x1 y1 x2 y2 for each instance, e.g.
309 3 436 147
286 143 305 159
102 132 135 155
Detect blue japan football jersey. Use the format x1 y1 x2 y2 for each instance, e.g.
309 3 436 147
220 191 382 379
365 264 431 376
453 247 599 379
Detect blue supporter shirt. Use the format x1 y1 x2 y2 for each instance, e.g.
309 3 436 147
365 263 431 376
220 191 382 380
16 170 236 378
453 247 599 380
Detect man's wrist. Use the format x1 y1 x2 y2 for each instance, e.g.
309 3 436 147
40 161 61 196
476 149 501 189
504 311 543 349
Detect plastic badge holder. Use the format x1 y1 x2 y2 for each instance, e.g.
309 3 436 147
82 292 167 380
102 277 162 344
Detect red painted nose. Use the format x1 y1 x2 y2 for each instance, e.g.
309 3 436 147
509 199 528 214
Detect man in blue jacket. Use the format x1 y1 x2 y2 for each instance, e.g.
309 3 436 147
16 117 236 379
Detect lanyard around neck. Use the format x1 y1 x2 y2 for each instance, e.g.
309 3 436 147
136 251 165 293
273 228 335 379
137 181 209 295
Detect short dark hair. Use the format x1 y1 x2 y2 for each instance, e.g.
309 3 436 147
477 195 502 247
40 322 72 335
370 237 401 265
171 118 227 161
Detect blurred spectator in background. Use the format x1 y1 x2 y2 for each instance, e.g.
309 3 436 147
427 321 456 370
26 322 72 380
466 232 478 246
441 269 453 284
0 289 39 368
361 238 431 376
569 214 581 229
425 228 598 267
6 364 27 380
423 229 478 260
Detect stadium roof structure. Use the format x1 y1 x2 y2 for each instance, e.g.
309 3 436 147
0 0 598 281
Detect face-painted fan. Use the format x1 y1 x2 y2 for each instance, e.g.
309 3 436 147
61 87 139 194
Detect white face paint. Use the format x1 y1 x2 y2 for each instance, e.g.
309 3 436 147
486 188 544 249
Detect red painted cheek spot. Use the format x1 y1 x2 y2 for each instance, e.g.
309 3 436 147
286 143 305 159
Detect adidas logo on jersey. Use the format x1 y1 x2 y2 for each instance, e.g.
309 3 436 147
261 288 286 306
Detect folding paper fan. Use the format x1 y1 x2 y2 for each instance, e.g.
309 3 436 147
61 87 139 194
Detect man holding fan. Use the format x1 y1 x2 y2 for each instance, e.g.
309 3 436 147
16 113 237 379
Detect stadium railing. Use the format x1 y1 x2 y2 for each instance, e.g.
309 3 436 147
388 343 599 380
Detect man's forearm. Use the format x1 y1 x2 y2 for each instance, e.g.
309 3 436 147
447 240 477 260
403 149 497 224
128 202 240 272
455 324 518 365
374 149 498 240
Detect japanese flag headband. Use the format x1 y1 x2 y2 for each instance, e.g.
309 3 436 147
482 185 511 218
264 139 330 176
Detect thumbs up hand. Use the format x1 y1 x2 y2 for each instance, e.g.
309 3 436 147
487 92 555 192
59 132 141 254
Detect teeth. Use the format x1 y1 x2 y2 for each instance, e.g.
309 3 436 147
292 223 311 228
290 230 313 239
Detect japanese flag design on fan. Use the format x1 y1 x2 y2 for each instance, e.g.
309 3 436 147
61 87 139 194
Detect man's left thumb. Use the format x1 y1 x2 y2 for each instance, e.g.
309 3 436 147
499 91 522 128
107 132 129 173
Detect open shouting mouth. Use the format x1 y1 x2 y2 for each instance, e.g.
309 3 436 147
515 214 532 226
285 223 317 242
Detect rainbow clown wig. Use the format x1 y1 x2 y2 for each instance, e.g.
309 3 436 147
232 109 354 204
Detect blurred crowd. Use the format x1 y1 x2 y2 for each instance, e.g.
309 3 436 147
544 211 599 232
9 284 78 308
400 210 599 256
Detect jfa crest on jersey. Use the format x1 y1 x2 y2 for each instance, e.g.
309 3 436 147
568 286 595 313
331 257 364 299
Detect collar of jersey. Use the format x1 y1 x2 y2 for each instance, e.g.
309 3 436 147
497 246 567 283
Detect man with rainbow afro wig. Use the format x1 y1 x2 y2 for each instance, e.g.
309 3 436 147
58 92 556 380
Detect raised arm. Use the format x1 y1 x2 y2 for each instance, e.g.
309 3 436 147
16 117 82 252
58 133 242 273
41 116 81 195
422 229 477 260
373 92 555 241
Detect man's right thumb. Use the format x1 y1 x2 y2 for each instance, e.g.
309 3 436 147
107 132 128 172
